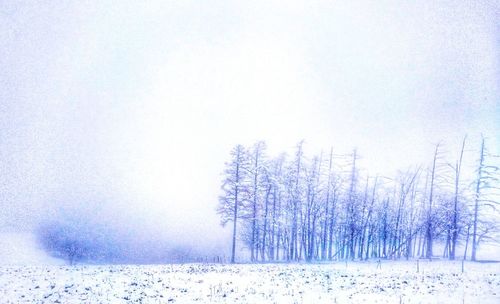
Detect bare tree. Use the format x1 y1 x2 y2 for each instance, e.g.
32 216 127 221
449 136 466 260
217 145 250 263
248 141 267 261
425 143 440 259
289 141 304 261
217 136 498 263
471 137 500 261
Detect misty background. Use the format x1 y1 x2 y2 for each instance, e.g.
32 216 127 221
0 0 499 263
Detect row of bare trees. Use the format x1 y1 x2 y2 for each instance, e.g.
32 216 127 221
217 138 499 263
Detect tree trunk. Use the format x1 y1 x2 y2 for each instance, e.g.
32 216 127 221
471 137 485 262
426 143 440 259
450 136 466 260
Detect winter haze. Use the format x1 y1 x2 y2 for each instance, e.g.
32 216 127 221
0 0 499 263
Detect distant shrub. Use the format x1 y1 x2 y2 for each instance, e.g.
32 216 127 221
36 216 200 264
36 219 119 264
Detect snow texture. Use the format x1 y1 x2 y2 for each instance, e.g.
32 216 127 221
0 261 498 303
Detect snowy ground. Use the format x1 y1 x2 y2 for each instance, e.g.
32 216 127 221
0 260 499 303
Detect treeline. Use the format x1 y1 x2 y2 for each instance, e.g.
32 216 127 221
217 138 499 263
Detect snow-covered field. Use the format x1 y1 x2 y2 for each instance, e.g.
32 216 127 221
0 260 499 303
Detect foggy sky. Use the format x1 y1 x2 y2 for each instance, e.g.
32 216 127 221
1 0 499 256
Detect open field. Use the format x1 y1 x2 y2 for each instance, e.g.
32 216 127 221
0 260 499 303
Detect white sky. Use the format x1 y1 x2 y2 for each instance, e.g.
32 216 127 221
0 0 499 251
